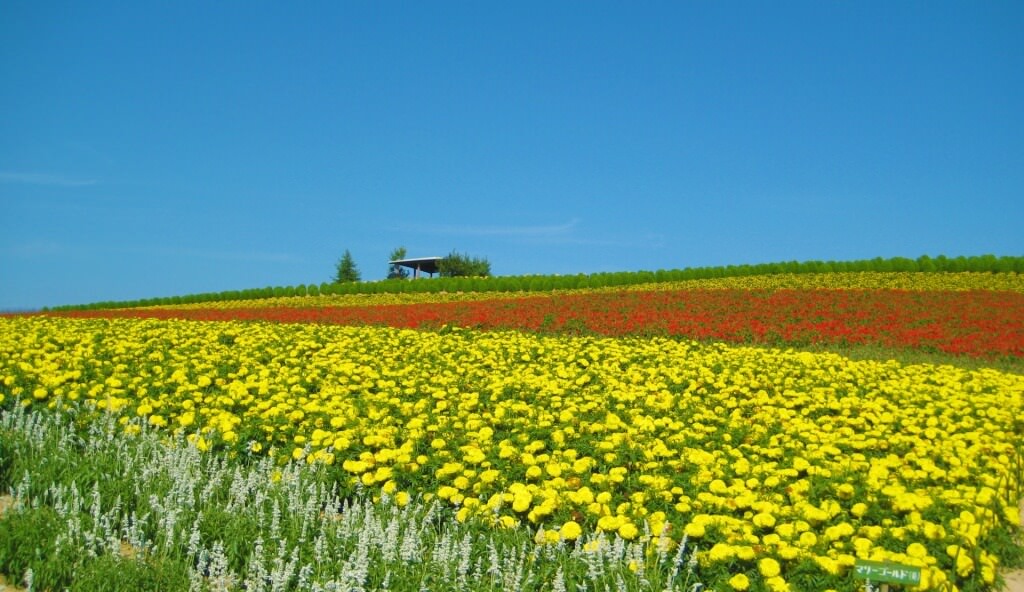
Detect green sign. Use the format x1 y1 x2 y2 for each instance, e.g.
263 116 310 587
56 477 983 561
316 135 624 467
853 559 922 586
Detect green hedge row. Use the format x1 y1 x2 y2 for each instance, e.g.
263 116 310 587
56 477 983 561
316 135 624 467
46 254 1024 311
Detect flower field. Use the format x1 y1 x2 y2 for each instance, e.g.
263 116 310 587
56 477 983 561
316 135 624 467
54 272 1024 359
2 271 1024 591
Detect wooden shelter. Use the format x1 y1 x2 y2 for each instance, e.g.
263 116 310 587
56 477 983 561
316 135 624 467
389 257 442 278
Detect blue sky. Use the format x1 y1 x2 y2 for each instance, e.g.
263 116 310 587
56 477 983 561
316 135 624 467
2 2 1022 309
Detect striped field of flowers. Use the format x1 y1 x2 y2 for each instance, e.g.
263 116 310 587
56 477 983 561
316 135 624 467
1 270 1023 591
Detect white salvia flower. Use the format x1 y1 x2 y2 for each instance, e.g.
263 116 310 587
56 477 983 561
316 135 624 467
269 545 300 592
23 567 33 592
190 548 210 592
13 473 31 508
381 516 401 562
186 513 203 560
455 533 473 587
207 541 235 592
244 537 268 592
663 534 690 592
687 545 699 572
551 567 566 592
399 523 422 563
313 529 327 564
655 523 671 563
270 499 282 541
502 547 525 592
487 540 501 578
340 535 371 590
626 540 646 583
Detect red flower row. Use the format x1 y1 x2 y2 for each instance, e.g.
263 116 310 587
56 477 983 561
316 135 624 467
56 289 1024 358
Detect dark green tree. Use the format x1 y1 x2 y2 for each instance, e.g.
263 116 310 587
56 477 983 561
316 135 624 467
387 246 410 279
334 249 361 283
438 251 491 277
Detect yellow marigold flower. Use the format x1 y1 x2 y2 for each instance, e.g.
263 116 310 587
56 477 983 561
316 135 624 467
342 459 368 474
798 531 817 548
512 491 532 513
815 555 841 575
707 543 734 563
955 553 974 577
906 542 928 559
597 515 621 532
753 512 776 529
617 522 639 540
534 528 561 545
759 557 781 578
981 563 995 584
679 518 704 536
560 520 583 541
188 435 209 452
728 574 750 590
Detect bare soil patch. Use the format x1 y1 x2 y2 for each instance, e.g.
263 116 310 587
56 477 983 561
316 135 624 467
0 497 27 591
1001 498 1024 592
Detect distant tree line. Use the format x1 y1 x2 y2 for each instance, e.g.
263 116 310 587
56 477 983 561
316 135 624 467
44 254 1024 311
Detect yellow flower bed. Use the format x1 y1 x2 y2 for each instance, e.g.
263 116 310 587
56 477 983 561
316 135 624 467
641 271 1024 293
2 315 1021 590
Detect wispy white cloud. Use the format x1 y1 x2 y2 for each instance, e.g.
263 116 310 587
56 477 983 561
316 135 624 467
555 233 667 249
400 217 665 249
0 171 97 187
0 241 64 258
0 242 297 264
404 218 581 238
150 247 298 263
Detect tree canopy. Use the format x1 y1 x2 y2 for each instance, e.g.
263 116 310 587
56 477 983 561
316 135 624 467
387 246 409 279
439 251 491 277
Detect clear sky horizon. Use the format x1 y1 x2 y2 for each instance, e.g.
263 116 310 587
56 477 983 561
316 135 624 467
2 2 1022 309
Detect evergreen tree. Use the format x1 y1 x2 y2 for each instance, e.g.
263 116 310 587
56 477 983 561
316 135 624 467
334 250 361 283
